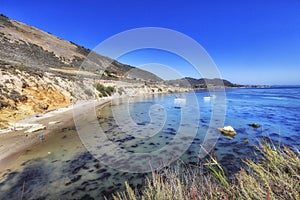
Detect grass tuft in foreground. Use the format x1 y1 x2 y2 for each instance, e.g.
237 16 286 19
112 143 300 200
232 143 300 199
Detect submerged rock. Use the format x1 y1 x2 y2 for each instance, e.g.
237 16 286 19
248 123 261 129
217 126 236 137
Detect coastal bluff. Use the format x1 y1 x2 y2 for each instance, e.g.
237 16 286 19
0 14 189 129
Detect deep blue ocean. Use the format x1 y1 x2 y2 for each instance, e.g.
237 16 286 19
1 87 299 199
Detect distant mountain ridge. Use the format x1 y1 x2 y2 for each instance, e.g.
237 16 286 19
167 77 243 88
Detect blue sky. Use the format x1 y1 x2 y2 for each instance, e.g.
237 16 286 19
1 0 299 85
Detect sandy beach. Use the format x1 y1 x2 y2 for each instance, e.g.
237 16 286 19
0 98 112 172
0 92 173 173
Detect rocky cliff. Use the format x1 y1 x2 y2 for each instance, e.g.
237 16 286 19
0 14 188 128
0 59 188 128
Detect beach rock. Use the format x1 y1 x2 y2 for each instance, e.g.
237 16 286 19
217 126 236 137
9 123 35 131
48 121 60 125
248 123 260 129
24 124 46 133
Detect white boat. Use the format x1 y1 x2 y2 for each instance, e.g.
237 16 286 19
203 94 216 101
174 97 186 102
174 96 186 108
203 96 211 101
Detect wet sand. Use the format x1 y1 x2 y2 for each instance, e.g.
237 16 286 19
0 96 151 199
0 99 111 173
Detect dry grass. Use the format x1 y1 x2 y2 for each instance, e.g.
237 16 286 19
112 143 300 200
232 143 300 200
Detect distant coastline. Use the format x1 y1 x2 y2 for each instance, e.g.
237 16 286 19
270 85 300 88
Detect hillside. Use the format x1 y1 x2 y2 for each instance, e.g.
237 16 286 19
167 77 243 88
0 14 187 129
0 14 162 82
0 14 244 129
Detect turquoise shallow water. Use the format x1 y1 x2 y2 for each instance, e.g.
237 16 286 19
0 87 299 199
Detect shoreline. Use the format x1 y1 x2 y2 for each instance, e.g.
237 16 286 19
0 98 112 173
0 92 172 173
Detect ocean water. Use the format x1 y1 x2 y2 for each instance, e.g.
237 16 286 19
0 87 299 199
214 87 300 174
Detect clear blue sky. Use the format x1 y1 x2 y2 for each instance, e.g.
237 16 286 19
1 0 299 85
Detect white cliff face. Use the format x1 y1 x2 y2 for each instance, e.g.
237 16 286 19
0 63 191 129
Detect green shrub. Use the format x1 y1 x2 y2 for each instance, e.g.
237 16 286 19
106 86 115 95
94 83 115 97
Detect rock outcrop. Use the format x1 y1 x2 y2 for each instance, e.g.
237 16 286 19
248 123 261 129
0 60 188 129
217 126 237 137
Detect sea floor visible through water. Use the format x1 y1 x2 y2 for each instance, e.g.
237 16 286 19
0 87 299 199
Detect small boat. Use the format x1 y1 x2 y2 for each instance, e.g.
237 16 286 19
174 97 186 102
203 94 216 101
203 96 211 101
174 96 186 108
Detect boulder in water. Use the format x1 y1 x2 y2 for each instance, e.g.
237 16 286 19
248 123 260 129
243 139 249 143
217 126 236 137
